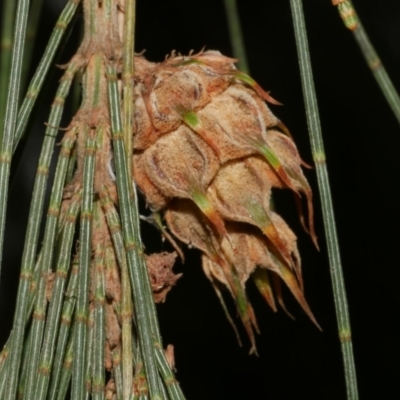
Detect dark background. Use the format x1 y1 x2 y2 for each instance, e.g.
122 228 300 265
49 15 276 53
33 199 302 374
1 0 399 399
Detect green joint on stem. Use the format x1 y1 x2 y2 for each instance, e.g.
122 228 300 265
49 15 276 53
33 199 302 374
0 152 12 164
368 57 382 71
60 316 72 325
75 312 87 322
165 377 177 386
37 165 50 176
52 96 65 106
55 21 68 31
32 311 46 321
38 364 51 376
313 151 326 165
338 2 358 31
81 211 92 221
112 132 124 140
106 72 118 82
339 329 352 343
108 222 121 235
125 241 137 252
19 270 32 280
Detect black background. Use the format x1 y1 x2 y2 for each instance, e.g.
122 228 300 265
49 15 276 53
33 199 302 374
1 1 399 399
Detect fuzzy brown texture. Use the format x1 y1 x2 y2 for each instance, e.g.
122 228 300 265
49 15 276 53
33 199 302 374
134 49 319 351
164 344 176 371
105 378 116 400
146 252 181 303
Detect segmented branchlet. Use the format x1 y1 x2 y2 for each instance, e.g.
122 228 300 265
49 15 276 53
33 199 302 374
332 0 358 30
2 1 182 398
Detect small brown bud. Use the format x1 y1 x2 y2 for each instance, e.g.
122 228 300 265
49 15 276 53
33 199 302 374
145 252 181 303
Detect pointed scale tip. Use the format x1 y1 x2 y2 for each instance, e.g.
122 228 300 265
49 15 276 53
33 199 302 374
233 71 283 105
180 109 222 159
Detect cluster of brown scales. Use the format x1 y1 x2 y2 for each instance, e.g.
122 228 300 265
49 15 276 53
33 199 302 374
133 50 320 353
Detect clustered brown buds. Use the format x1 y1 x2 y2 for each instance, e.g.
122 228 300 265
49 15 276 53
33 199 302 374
133 50 319 352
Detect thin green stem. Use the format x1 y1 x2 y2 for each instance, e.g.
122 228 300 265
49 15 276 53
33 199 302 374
48 258 79 400
20 0 45 95
71 132 97 399
122 0 136 170
4 59 77 400
56 322 76 400
143 259 185 398
24 124 77 399
85 307 96 397
333 1 400 125
91 202 106 400
159 378 169 400
0 0 30 288
222 0 249 73
17 309 37 399
107 63 161 399
0 0 18 134
112 348 123 400
71 47 103 399
118 1 174 388
35 199 80 400
155 344 185 400
0 255 41 392
0 349 9 397
289 1 358 399
100 189 134 399
22 275 50 399
0 343 8 373
13 0 81 152
66 144 77 184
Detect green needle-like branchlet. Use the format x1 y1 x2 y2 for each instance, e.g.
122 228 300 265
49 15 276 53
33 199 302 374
122 0 136 172
107 63 161 400
222 0 249 73
17 321 36 399
0 0 18 134
0 0 30 289
20 0 45 95
13 0 81 152
155 344 185 400
71 48 102 399
92 202 106 400
35 200 80 399
289 1 358 399
71 132 97 399
100 189 134 399
85 307 96 397
0 254 41 396
24 122 77 400
4 59 77 400
112 347 124 399
48 259 79 400
120 5 144 394
56 322 76 400
108 61 160 400
333 0 400 126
